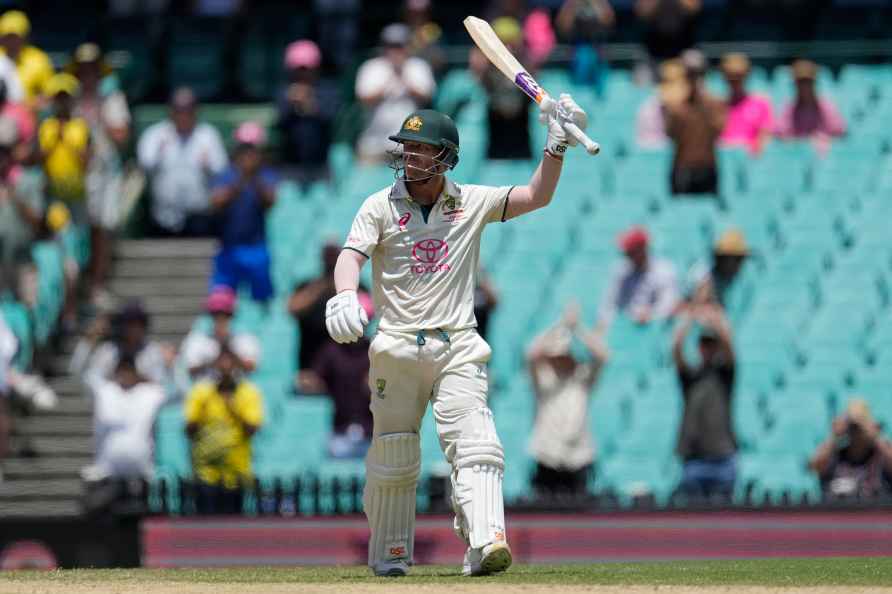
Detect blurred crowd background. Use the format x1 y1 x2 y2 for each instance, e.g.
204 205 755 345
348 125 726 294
1 0 892 518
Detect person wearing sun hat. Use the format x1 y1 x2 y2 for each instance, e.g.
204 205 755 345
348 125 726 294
686 228 753 323
775 59 846 153
0 10 52 105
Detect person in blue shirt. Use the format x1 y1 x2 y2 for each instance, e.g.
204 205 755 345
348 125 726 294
209 122 278 304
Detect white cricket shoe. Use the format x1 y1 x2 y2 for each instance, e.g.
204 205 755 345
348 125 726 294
462 541 513 576
373 560 410 577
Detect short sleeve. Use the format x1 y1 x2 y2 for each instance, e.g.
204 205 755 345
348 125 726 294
344 196 382 258
184 383 210 424
236 382 264 427
477 184 513 225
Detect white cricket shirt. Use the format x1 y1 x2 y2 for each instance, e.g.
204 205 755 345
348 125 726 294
344 178 511 333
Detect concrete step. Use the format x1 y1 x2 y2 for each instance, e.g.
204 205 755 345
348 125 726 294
26 436 93 457
109 279 209 299
0 478 83 500
115 239 218 260
12 416 92 437
140 295 205 316
146 313 198 335
48 377 83 397
51 397 92 416
113 258 212 279
2 456 91 480
0 499 82 517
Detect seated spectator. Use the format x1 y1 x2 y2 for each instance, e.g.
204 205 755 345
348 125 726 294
719 53 773 156
810 398 892 499
686 229 753 323
636 58 685 150
208 122 278 305
277 40 337 187
70 43 132 305
355 23 435 164
185 344 263 514
665 49 726 195
597 226 679 330
775 59 846 155
70 300 173 387
178 287 260 391
474 272 499 341
527 302 608 498
0 10 52 107
298 291 374 459
82 354 165 481
556 0 615 97
137 87 228 236
672 304 737 499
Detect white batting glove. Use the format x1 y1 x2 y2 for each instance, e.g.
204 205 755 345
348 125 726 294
540 93 588 157
325 290 368 344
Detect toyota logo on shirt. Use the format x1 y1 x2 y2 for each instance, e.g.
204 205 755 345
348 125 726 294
411 239 450 274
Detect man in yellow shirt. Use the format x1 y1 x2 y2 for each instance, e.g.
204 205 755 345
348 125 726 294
0 10 53 106
185 344 264 514
39 73 90 206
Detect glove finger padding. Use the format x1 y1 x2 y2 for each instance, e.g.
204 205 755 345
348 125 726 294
558 93 588 130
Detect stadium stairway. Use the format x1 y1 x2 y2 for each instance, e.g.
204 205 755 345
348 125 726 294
0 239 214 518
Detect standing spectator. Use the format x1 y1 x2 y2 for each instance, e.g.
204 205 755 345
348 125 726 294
178 286 260 391
775 59 846 154
810 398 892 499
137 87 228 236
208 122 278 305
70 43 132 305
635 0 701 63
635 58 686 150
665 49 726 195
298 291 375 459
556 0 615 97
686 229 753 323
598 226 679 331
0 10 50 106
719 53 773 156
527 302 608 498
185 344 264 514
81 354 166 481
0 116 44 282
672 304 737 499
277 40 337 187
39 74 91 210
354 23 435 164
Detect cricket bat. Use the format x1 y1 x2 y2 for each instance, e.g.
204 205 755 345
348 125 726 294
463 15 600 156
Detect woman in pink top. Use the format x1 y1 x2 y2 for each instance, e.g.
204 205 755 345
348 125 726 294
775 59 846 154
718 53 773 156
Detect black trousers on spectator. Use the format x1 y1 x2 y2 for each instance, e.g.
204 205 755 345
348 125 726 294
195 483 244 515
671 166 718 195
532 463 592 496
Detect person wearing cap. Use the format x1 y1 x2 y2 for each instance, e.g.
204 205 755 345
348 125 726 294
354 23 435 163
665 49 726 195
811 398 892 498
0 10 51 106
0 115 44 276
137 86 228 236
277 40 337 186
207 121 278 305
527 301 608 498
597 226 680 330
177 287 261 395
775 59 846 152
39 73 91 206
636 58 685 150
672 301 737 499
718 53 773 156
686 228 753 323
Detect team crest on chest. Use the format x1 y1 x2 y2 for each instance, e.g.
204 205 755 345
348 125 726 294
443 195 464 222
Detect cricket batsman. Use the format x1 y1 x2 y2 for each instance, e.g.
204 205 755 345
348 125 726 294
324 96 588 576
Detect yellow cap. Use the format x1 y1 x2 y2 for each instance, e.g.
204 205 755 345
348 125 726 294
714 229 750 256
0 10 30 37
44 73 80 97
492 17 521 45
46 201 71 233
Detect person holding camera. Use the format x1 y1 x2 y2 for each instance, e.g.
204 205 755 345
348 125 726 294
184 343 264 514
810 398 892 499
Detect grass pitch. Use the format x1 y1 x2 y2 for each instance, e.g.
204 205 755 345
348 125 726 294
2 558 892 594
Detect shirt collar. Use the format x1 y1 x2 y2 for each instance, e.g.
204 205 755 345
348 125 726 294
389 178 462 202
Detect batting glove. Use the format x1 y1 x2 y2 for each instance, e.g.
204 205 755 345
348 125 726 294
540 93 589 157
325 290 369 344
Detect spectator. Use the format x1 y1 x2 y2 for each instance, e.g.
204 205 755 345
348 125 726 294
556 0 615 97
137 87 228 236
403 0 445 75
297 291 374 459
39 74 91 209
0 10 51 106
277 40 337 187
672 304 737 499
474 272 499 342
527 302 608 498
354 23 435 164
687 229 753 323
178 286 260 391
0 79 33 152
635 58 685 150
810 398 892 499
477 17 532 160
81 354 165 481
598 226 679 330
718 53 773 156
70 43 132 305
185 344 263 514
208 121 278 305
70 300 173 387
665 49 726 195
635 0 701 63
775 59 846 154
